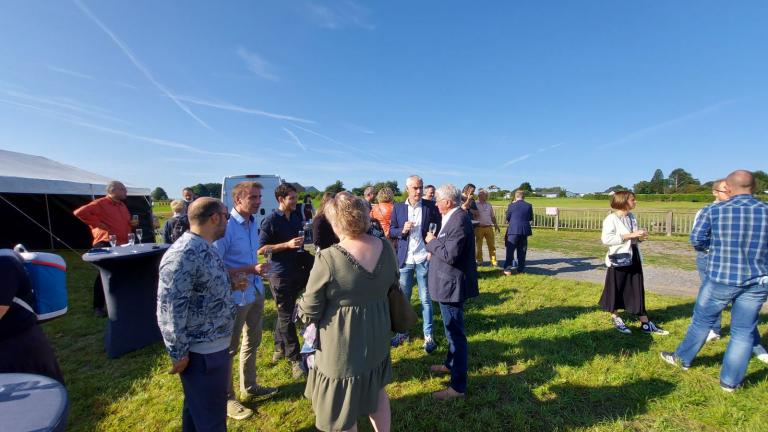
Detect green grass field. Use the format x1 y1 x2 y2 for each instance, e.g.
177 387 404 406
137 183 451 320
44 250 768 431
490 197 707 211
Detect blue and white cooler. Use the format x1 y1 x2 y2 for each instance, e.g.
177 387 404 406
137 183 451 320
15 245 68 321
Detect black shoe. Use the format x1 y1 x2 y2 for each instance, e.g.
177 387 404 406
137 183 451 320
244 385 279 400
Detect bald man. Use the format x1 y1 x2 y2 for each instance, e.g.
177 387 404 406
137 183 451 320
662 170 768 392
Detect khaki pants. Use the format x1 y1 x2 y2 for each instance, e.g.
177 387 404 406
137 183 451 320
475 225 497 265
228 291 265 399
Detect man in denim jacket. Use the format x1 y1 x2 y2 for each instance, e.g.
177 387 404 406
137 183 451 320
158 197 236 431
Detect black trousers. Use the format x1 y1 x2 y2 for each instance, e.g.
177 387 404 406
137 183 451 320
92 241 110 310
0 324 65 384
179 350 230 432
268 274 304 362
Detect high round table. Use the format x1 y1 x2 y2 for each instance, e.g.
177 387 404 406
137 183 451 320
83 243 170 358
0 373 68 431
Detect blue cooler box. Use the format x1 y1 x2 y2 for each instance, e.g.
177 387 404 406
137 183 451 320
20 251 68 321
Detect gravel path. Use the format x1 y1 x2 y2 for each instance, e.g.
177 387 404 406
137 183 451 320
489 246 702 299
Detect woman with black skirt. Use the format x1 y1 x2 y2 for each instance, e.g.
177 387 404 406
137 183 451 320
599 191 668 335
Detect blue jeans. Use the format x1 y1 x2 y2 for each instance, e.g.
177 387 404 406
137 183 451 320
179 350 230 432
695 251 722 335
439 302 468 394
399 261 433 337
674 278 768 388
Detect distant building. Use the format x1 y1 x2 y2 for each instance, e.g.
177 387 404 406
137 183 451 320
305 186 319 194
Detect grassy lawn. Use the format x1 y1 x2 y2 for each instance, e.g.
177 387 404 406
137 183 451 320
44 250 768 431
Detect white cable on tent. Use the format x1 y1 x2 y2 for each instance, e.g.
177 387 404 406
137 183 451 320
0 193 80 254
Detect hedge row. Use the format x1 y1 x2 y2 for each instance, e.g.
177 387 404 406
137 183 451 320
582 193 768 202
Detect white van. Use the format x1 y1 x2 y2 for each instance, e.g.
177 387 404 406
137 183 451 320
221 174 283 231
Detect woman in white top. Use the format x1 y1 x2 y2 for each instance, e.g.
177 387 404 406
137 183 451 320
599 191 668 335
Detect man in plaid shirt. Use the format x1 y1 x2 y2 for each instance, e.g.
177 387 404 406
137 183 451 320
661 170 768 391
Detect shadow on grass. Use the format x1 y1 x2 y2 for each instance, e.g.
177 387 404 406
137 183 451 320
524 256 603 276
391 330 676 431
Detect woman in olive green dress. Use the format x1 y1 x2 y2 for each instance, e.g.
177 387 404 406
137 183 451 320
298 191 396 432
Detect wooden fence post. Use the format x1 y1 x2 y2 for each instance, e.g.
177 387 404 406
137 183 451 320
666 211 673 236
554 208 560 231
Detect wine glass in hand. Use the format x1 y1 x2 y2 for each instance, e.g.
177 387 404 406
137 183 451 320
233 272 248 306
428 223 437 234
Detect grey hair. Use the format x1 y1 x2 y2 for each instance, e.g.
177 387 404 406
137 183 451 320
405 175 422 188
107 181 125 194
435 184 460 207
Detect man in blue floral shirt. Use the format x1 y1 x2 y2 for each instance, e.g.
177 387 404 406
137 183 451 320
158 197 236 432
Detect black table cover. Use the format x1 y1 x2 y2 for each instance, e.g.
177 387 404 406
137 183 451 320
83 243 170 358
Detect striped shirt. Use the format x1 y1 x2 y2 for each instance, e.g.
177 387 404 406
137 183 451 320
690 194 768 286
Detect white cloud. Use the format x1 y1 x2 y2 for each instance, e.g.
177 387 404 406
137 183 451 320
74 0 211 130
236 47 279 81
306 1 375 30
176 94 315 124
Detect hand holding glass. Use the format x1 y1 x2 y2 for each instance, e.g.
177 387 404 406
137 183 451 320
428 223 437 234
233 272 248 306
297 230 305 253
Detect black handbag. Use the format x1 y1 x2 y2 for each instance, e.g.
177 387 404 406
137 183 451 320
608 252 633 267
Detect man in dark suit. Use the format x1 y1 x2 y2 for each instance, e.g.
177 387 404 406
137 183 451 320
504 189 533 275
425 184 479 400
389 175 442 353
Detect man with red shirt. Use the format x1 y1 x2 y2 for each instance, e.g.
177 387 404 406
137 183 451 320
74 181 137 316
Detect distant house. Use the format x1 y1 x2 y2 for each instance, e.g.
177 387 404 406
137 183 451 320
305 186 319 194
487 185 500 192
542 193 559 198
564 191 579 198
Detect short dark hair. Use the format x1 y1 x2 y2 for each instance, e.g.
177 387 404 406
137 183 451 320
232 181 263 202
182 187 194 193
424 184 435 191
462 183 476 194
188 197 224 226
275 183 297 200
610 191 635 211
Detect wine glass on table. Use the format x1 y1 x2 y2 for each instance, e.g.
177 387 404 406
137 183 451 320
127 233 135 246
109 234 117 248
136 228 143 244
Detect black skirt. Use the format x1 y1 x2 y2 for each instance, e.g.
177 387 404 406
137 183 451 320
599 244 647 316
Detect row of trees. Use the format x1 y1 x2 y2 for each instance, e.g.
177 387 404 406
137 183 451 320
628 169 768 195
151 183 223 201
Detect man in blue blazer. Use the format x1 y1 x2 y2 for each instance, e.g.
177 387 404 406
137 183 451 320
425 184 479 400
504 189 534 274
389 175 442 352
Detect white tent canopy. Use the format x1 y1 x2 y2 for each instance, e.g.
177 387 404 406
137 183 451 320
0 149 150 196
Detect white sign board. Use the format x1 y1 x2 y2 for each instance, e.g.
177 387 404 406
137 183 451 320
545 207 559 216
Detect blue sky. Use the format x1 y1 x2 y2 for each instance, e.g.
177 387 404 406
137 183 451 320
1 1 767 196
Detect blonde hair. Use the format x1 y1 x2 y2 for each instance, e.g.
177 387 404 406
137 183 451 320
324 191 370 237
170 199 185 213
377 187 394 203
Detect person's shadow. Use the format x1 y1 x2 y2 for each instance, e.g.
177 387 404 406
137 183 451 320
523 256 603 276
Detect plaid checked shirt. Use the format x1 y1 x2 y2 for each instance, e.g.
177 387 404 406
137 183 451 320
690 194 768 286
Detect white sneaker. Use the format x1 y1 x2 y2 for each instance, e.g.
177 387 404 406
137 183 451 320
706 330 721 342
227 399 253 420
753 345 768 364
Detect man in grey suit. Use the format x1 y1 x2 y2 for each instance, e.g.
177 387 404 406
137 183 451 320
504 189 534 275
425 184 479 400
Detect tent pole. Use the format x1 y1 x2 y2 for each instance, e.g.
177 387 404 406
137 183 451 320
45 194 54 249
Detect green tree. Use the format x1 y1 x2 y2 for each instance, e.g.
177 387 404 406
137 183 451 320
351 182 373 196
754 170 768 193
604 185 628 193
324 180 345 194
667 168 699 193
650 169 665 194
373 180 400 196
633 181 653 194
151 187 168 201
518 182 533 193
189 183 222 199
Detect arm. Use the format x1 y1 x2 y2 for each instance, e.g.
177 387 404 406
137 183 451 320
74 200 107 229
297 253 330 324
257 216 302 254
389 205 405 239
426 221 467 266
157 255 193 364
690 206 712 251
601 215 639 246
527 204 533 222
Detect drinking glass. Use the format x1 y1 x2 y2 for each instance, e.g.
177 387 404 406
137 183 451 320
109 234 117 247
234 272 248 306
297 230 305 253
127 233 135 245
131 214 139 226
261 247 272 279
136 228 143 244
428 222 437 234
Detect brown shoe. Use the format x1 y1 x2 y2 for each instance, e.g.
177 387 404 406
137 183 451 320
433 387 465 400
429 364 451 374
271 350 283 364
